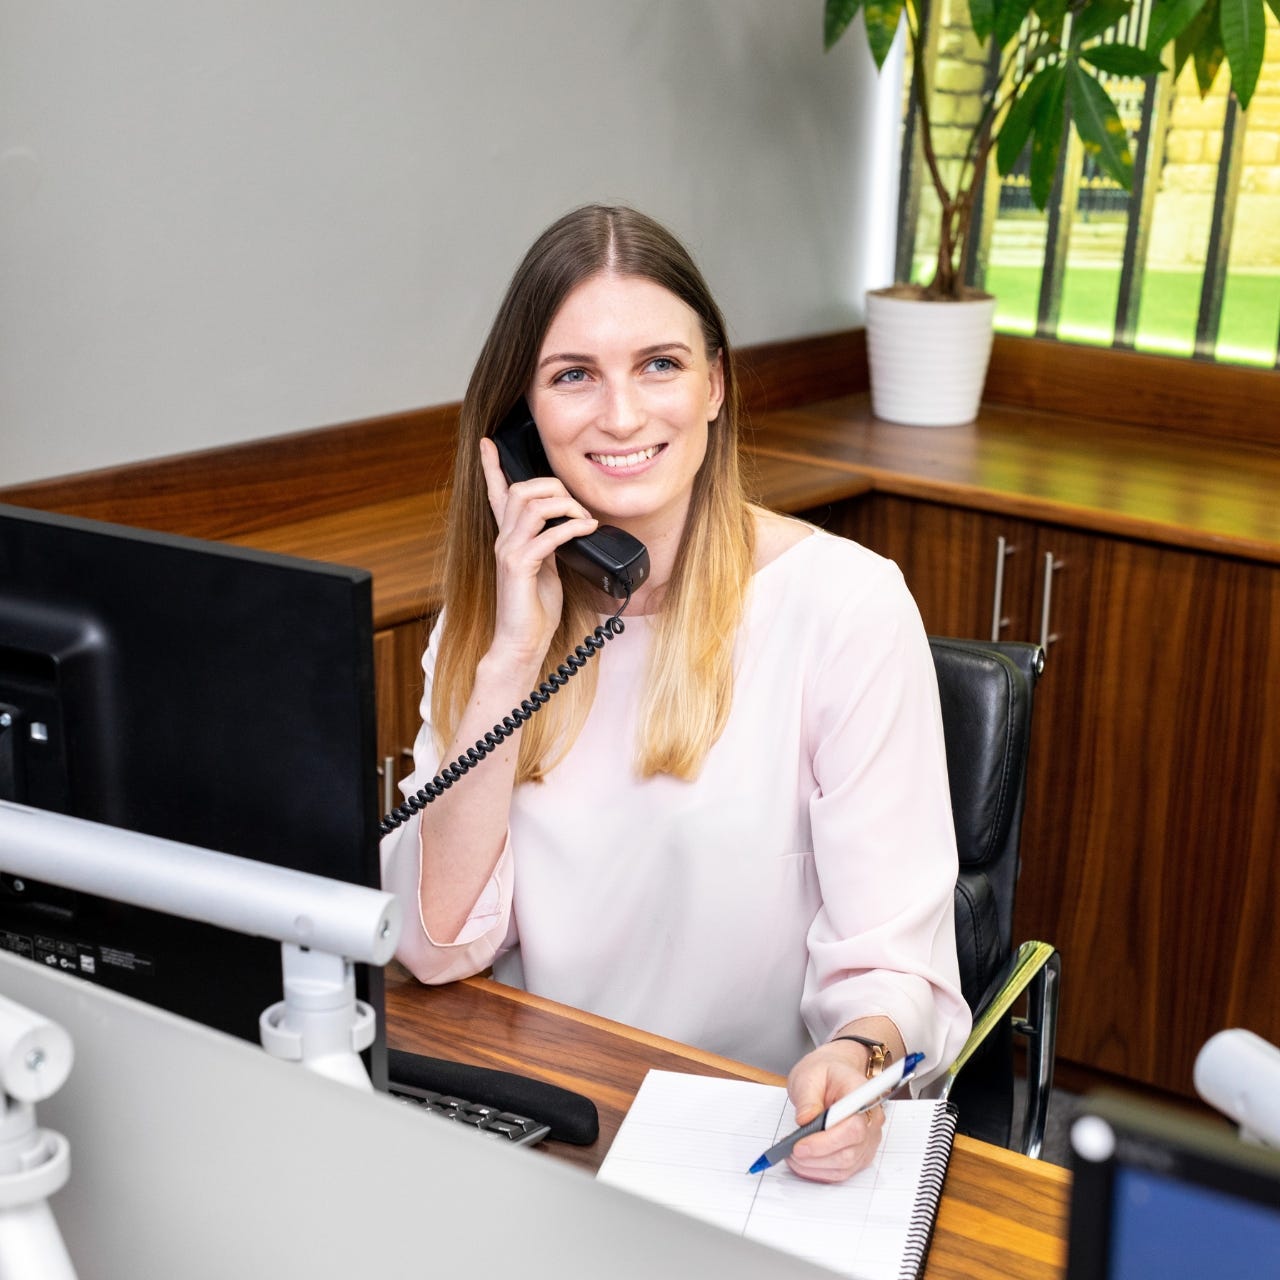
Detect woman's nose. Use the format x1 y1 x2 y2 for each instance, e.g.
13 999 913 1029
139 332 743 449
599 380 645 436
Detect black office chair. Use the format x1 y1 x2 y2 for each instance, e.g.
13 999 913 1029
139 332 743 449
929 637 1061 1157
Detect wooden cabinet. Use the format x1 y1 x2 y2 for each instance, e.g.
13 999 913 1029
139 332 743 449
832 493 1280 1098
373 616 433 818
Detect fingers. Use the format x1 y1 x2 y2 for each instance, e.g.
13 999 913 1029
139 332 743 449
477 436 599 671
479 437 597 552
785 1105 886 1184
785 1041 865 1131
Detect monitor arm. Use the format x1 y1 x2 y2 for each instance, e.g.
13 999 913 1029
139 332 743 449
0 800 401 1089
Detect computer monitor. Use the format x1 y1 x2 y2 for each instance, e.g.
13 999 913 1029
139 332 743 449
1066 1091 1280 1278
0 502 386 1086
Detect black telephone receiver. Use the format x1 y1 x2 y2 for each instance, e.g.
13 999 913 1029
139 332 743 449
491 400 650 600
380 401 645 836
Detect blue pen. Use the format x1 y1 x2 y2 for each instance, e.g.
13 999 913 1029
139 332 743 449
747 1051 926 1174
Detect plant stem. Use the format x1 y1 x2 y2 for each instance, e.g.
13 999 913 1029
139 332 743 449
906 2 961 298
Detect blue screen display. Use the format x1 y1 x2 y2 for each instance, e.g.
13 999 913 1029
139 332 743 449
1109 1164 1280 1275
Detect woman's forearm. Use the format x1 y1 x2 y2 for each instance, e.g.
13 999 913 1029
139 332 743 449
416 647 543 941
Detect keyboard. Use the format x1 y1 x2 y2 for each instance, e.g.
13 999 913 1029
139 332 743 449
385 1049 600 1148
390 1081 551 1146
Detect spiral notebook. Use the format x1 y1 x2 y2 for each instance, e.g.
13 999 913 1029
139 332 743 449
597 1070 955 1280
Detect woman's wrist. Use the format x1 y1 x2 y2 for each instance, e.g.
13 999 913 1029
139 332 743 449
830 1034 891 1078
828 1017 907 1076
474 644 546 700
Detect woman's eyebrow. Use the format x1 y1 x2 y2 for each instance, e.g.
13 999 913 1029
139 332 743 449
637 342 693 358
537 350 594 370
537 340 694 371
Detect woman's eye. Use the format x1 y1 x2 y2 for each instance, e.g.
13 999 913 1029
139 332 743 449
646 356 680 373
552 367 589 385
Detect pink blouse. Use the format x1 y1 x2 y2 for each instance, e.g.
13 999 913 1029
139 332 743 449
381 530 971 1081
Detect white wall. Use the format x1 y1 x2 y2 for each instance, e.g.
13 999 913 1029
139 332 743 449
0 1 895 486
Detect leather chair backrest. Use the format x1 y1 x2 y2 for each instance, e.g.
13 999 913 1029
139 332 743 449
930 639 1042 1014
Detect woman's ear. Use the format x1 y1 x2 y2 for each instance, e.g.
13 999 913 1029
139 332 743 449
707 350 726 421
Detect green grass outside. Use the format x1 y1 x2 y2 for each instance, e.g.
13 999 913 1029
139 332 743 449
983 263 1280 367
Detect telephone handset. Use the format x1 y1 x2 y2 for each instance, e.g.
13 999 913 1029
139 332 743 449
379 401 641 835
492 400 650 600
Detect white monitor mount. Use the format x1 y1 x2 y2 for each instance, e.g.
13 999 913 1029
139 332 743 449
0 990 75 1280
0 798 402 1277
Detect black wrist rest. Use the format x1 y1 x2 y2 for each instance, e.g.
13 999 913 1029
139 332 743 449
387 1049 600 1146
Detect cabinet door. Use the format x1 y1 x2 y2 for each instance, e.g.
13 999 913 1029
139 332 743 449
1016 528 1280 1093
842 492 1280 1096
373 616 433 818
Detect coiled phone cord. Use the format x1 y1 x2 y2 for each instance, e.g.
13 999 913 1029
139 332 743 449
379 592 631 835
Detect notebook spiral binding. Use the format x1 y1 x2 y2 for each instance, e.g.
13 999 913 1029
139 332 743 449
898 1102 959 1280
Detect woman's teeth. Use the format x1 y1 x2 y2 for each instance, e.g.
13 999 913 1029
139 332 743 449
590 445 661 469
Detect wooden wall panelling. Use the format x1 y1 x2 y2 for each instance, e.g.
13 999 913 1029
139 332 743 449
0 403 461 541
984 335 1280 451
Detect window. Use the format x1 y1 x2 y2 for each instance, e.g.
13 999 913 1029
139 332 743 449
896 0 1280 368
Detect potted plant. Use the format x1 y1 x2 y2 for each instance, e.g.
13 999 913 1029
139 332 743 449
823 0 1271 425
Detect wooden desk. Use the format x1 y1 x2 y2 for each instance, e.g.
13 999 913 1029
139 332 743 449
386 967 1071 1280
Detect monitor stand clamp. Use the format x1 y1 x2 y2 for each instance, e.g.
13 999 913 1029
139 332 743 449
0 993 77 1280
259 943 378 1091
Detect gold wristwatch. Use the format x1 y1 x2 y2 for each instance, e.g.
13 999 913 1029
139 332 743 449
833 1033 892 1078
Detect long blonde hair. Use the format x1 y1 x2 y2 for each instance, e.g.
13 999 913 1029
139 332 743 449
434 205 754 782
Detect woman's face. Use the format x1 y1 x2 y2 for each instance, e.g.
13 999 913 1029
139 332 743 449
526 272 724 544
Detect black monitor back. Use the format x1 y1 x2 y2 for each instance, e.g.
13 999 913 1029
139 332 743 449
0 502 384 1085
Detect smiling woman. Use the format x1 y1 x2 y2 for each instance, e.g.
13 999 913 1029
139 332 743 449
378 205 972 1186
528 273 722 580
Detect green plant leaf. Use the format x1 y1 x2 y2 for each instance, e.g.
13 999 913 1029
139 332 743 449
1028 67 1067 207
1067 61 1135 187
1032 0 1070 31
1081 42 1167 74
1145 0 1212 52
970 0 997 42
863 0 907 66
1173 0 1218 79
1218 0 1266 106
824 0 865 50
1189 0 1228 96
1267 0 1280 21
1070 0 1133 45
997 66 1057 173
993 0 1037 48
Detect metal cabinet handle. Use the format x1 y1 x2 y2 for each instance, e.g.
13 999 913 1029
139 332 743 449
1039 551 1062 649
378 755 396 817
990 536 1016 641
376 749 418 817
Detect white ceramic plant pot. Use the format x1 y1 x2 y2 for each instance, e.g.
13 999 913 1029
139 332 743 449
865 288 997 427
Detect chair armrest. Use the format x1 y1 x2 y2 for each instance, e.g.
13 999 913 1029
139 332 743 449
940 939 1062 1158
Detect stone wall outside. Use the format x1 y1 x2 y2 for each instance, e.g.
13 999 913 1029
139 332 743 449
916 4 1280 272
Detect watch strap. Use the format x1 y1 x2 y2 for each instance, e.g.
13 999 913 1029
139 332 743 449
831 1033 892 1078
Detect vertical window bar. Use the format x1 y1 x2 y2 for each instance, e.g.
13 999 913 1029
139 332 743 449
1195 91 1247 358
1035 121 1083 337
1114 70 1172 348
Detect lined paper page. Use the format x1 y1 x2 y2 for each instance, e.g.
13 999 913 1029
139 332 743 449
597 1070 950 1280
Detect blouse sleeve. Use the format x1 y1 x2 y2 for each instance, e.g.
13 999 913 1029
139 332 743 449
378 613 516 983
800 557 972 1089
